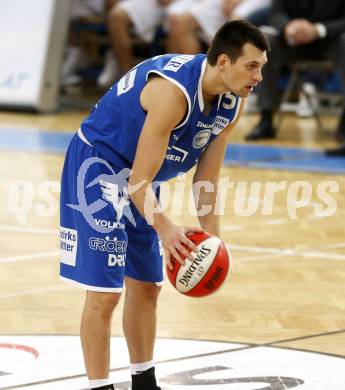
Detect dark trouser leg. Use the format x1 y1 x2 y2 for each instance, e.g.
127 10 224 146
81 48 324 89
246 34 295 140
247 34 345 141
325 32 345 142
256 34 286 112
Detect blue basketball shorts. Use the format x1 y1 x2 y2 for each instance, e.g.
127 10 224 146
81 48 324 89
59 133 163 292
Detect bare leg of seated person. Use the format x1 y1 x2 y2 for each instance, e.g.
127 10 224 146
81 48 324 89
167 12 202 54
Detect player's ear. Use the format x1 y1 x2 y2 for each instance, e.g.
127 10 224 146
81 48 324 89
217 54 230 69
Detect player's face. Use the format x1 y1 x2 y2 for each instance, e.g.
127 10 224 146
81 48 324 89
219 43 267 98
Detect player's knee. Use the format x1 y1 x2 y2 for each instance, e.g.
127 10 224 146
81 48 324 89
84 291 121 318
141 283 162 302
126 281 162 304
144 283 162 302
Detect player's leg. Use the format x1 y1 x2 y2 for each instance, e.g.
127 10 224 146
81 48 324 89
81 291 121 380
122 213 164 390
60 134 128 389
123 277 162 390
123 277 161 363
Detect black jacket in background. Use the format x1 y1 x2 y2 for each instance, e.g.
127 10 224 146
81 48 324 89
270 0 345 38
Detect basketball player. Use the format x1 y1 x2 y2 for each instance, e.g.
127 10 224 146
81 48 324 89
60 20 269 390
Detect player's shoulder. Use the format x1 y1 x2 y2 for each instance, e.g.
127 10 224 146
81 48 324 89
146 53 206 84
141 74 188 116
160 53 203 71
143 74 187 102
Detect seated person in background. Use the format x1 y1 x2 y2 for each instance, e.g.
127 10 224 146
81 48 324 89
230 0 271 27
99 0 196 88
166 0 271 54
245 0 345 142
62 0 105 87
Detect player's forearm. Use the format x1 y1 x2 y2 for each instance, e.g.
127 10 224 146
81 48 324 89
198 213 220 237
194 190 220 236
128 182 171 233
128 127 171 229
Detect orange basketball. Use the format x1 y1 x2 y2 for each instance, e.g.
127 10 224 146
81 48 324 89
166 232 230 297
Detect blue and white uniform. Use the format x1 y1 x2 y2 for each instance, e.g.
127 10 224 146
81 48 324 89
60 53 241 292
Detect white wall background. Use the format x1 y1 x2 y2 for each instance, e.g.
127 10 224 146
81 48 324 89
0 0 70 111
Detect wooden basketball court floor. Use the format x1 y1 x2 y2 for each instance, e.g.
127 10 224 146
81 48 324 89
0 106 344 388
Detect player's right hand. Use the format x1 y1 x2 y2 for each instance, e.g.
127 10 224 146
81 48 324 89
157 221 203 270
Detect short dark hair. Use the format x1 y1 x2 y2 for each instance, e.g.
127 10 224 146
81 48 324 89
207 20 270 65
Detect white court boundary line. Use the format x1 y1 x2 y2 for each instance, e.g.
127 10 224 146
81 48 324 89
325 242 345 249
0 224 58 235
238 253 283 262
0 250 59 264
0 284 72 299
227 244 345 260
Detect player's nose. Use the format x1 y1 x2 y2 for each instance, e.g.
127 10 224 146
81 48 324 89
254 68 263 83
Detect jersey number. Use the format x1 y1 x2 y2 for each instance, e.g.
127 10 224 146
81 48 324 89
222 92 237 110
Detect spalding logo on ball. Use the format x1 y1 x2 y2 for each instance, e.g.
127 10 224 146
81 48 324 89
166 232 230 297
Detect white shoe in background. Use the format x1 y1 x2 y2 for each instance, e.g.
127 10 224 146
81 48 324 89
61 46 89 86
297 92 313 118
97 50 119 89
297 83 318 118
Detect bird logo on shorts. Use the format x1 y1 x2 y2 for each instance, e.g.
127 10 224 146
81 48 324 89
67 157 144 233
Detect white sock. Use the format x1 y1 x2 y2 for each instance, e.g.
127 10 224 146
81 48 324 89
130 360 154 375
89 378 113 388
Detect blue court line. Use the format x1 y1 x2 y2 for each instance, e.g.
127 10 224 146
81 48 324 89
0 128 72 154
0 127 344 174
224 144 345 174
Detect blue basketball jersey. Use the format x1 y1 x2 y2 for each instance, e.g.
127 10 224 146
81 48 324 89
60 54 242 290
81 54 242 182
